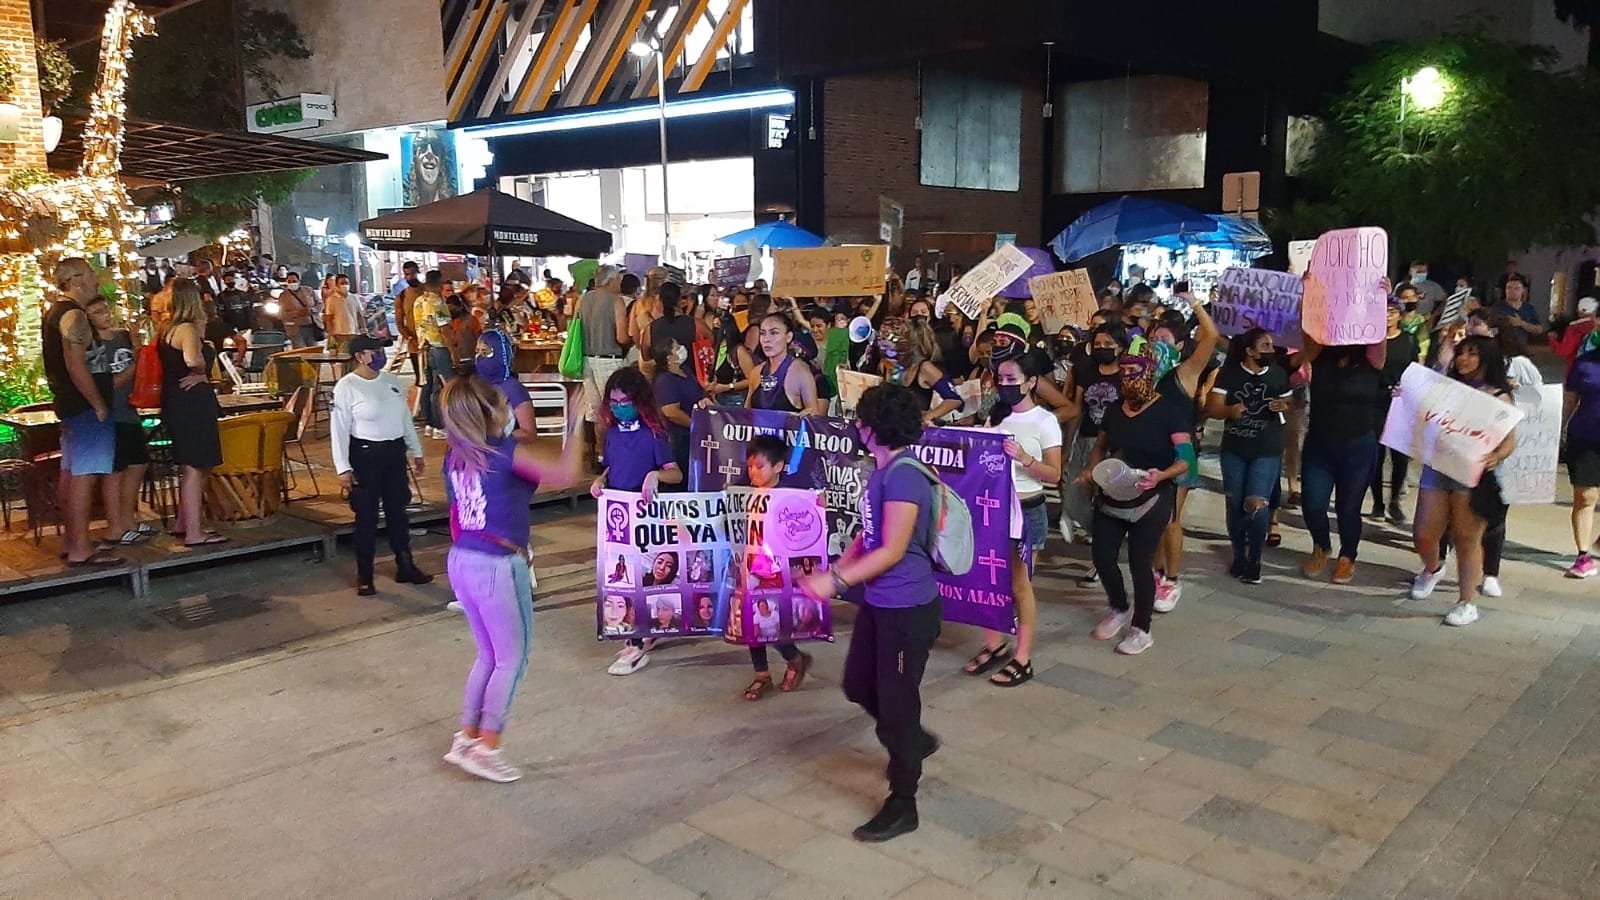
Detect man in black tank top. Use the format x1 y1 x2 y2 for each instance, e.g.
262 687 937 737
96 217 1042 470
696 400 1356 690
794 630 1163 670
44 258 122 566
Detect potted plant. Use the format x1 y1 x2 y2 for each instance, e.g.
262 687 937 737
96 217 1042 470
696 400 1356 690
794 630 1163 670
35 39 75 153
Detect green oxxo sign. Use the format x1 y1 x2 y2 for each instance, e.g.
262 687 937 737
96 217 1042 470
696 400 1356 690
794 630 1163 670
246 93 335 135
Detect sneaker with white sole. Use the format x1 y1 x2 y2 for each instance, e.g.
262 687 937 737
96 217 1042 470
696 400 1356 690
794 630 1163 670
1566 554 1597 579
442 730 478 766
608 646 650 675
1153 575 1180 613
1444 602 1480 627
1115 627 1154 655
457 743 522 783
1409 566 1446 601
1480 576 1502 598
1093 610 1130 641
446 600 464 614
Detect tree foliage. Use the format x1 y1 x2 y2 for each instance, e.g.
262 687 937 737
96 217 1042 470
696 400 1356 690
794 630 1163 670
166 169 317 240
1274 29 1600 265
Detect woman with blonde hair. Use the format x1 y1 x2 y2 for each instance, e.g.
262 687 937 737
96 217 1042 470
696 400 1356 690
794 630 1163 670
159 279 226 545
440 374 586 783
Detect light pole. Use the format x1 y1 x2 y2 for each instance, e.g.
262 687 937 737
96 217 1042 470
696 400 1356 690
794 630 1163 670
344 232 362 296
631 41 671 263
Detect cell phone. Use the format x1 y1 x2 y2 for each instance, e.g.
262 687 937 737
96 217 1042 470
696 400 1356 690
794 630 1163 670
1173 280 1191 295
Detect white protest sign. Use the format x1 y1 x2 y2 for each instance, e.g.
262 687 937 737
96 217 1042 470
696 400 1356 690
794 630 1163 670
1499 384 1561 504
1029 269 1096 333
1380 363 1524 487
1301 227 1388 345
1434 288 1471 331
1214 267 1305 349
834 369 881 415
935 379 986 424
942 243 1033 320
1287 239 1316 275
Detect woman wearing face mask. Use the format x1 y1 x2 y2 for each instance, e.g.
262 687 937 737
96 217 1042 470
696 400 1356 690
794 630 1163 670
1407 335 1517 627
1207 329 1293 584
875 316 963 425
1146 299 1221 611
640 282 705 385
1061 323 1129 584
473 330 535 436
651 332 705 480
749 313 825 415
962 352 1061 686
332 335 433 595
1082 344 1194 655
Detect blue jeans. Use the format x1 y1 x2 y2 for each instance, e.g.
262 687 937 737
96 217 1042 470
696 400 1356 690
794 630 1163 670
450 546 533 735
422 345 453 429
1220 451 1282 566
1300 433 1378 560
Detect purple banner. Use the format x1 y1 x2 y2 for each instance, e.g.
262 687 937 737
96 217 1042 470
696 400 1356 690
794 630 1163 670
724 487 835 646
712 255 753 288
623 253 659 275
912 426 1021 634
596 490 733 642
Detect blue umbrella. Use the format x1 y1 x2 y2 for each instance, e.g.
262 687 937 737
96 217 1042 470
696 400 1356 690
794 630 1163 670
715 220 826 249
1172 214 1274 258
1048 197 1216 262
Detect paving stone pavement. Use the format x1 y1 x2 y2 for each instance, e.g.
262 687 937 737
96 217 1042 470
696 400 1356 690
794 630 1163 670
0 486 1597 899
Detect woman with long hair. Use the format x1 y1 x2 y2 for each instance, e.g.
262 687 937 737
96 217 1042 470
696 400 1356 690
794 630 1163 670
1062 322 1130 586
1147 298 1221 611
749 313 825 415
875 316 963 425
1295 333 1388 584
1407 335 1517 627
708 299 757 408
1206 329 1293 584
439 375 585 782
1562 331 1600 578
158 279 227 546
962 351 1061 685
651 332 705 480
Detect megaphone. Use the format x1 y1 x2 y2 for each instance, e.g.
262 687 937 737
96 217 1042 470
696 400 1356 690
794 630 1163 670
849 316 874 343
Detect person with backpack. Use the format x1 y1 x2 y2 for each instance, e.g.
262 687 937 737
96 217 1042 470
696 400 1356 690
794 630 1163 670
799 382 941 843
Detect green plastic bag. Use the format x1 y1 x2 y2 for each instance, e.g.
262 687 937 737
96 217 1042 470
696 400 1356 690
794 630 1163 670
559 318 585 379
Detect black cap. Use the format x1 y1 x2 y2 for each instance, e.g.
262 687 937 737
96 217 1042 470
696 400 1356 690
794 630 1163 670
347 335 393 355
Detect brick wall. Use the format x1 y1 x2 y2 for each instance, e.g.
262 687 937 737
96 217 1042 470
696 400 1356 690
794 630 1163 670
822 66 1044 261
0 0 46 173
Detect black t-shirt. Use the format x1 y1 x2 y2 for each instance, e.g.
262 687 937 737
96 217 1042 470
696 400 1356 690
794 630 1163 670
1308 353 1384 443
1103 395 1190 471
1212 362 1292 459
1379 332 1417 395
1073 360 1123 438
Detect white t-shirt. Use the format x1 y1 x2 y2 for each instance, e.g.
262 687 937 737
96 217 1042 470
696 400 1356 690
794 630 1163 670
330 371 423 473
999 403 1063 496
328 292 365 336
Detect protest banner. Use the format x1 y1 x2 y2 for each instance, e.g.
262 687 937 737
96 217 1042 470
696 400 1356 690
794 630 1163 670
1029 268 1096 332
1214 267 1305 349
623 253 659 274
772 245 888 297
1499 384 1562 505
834 369 881 416
1301 227 1389 345
596 490 732 641
942 243 1034 320
723 487 834 646
712 256 752 288
1380 364 1525 487
912 426 1020 633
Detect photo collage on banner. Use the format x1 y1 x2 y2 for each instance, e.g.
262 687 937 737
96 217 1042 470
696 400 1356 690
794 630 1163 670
596 491 733 641
724 487 834 646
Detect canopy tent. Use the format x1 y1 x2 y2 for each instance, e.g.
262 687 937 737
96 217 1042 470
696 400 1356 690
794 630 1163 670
1163 214 1274 258
1049 197 1216 262
714 220 826 249
359 189 613 259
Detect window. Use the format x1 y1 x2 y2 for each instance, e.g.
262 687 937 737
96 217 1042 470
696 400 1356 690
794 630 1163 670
1056 76 1207 194
919 71 1022 192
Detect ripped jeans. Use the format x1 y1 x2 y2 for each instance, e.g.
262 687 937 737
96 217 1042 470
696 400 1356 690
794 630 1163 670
1221 451 1283 567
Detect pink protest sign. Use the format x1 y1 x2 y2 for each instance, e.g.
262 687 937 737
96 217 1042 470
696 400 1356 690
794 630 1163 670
1301 227 1389 346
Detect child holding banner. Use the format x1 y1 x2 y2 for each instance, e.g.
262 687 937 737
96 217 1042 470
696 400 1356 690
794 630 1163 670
739 436 814 701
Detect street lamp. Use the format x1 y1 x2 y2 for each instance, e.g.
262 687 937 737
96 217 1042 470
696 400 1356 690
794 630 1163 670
1402 66 1447 110
631 40 671 263
344 232 362 296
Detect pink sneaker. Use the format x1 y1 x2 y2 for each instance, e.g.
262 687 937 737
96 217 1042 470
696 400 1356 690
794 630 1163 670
1093 610 1130 641
1153 575 1180 613
1566 555 1596 579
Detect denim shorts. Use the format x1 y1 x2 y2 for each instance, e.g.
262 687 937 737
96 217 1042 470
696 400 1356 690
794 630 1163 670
1020 497 1048 551
1418 464 1469 494
60 409 115 476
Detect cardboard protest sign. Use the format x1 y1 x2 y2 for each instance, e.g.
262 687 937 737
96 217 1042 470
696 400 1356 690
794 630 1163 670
1380 364 1525 487
712 256 752 288
1214 267 1305 349
723 487 834 646
1499 385 1561 504
1434 288 1471 331
1287 240 1315 275
596 490 732 641
934 379 986 424
1301 228 1389 345
773 245 888 297
1029 269 1096 332
942 243 1034 320
834 369 881 416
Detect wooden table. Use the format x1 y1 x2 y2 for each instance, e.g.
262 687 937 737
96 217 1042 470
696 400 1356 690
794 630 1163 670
513 340 566 374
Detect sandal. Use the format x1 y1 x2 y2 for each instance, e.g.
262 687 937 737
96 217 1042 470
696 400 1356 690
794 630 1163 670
963 643 1012 676
743 675 774 701
990 659 1034 687
114 530 148 545
184 535 230 547
66 551 122 567
780 652 813 692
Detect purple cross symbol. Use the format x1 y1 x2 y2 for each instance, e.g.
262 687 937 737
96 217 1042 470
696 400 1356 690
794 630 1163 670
700 436 722 471
975 491 1001 528
977 549 1006 585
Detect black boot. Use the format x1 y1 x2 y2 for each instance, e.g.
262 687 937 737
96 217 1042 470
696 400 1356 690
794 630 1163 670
357 558 376 596
395 552 434 585
853 794 918 843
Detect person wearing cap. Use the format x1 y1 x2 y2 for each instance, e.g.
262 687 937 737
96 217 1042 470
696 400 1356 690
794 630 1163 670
1550 297 1598 376
332 335 433 595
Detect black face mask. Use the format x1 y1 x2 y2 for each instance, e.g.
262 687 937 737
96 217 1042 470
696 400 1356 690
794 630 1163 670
997 384 1025 407
1091 347 1118 365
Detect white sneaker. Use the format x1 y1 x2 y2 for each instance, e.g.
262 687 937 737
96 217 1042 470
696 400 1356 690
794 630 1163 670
442 730 478 766
1093 610 1130 641
1480 577 1502 598
1409 566 1446 601
1444 602 1480 627
1153 576 1180 613
446 600 464 614
457 743 522 783
608 646 650 675
1115 627 1154 656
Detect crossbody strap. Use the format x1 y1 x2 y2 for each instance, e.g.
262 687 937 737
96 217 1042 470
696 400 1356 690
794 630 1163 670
888 454 942 559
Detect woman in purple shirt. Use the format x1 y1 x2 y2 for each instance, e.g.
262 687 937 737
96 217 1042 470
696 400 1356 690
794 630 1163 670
650 332 705 480
439 375 585 783
473 329 535 435
1563 332 1600 578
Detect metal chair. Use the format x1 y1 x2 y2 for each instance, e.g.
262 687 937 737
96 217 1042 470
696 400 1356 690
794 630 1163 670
244 331 288 378
219 353 272 396
280 386 318 500
524 381 569 445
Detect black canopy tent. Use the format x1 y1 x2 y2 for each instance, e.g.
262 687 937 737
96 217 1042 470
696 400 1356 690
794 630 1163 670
358 188 614 265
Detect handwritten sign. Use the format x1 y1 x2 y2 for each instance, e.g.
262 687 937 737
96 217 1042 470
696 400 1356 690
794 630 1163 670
772 246 888 297
1380 363 1524 487
1499 385 1561 504
1029 269 1096 332
1214 268 1305 349
1302 227 1388 345
1287 239 1315 275
834 369 881 415
942 243 1033 319
712 256 752 288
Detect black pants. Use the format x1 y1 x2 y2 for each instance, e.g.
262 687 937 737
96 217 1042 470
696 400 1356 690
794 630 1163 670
1370 446 1410 509
750 642 799 672
348 438 413 584
842 598 941 799
1090 486 1174 633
